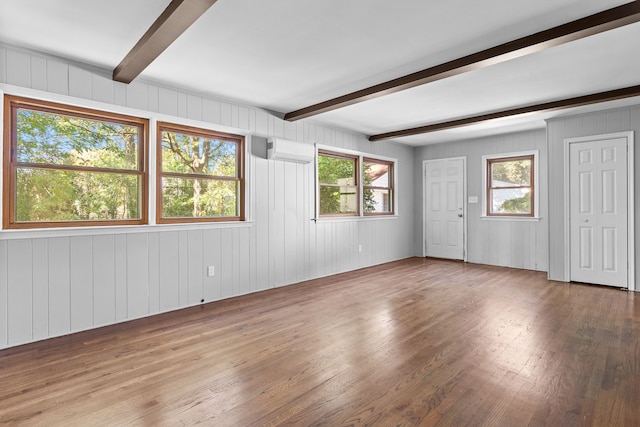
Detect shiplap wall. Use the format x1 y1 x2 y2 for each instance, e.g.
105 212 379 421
547 105 640 287
413 129 549 271
0 45 415 349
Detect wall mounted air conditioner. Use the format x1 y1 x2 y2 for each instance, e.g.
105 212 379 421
267 137 315 164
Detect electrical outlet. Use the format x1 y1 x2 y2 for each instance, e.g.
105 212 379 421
207 266 215 277
358 244 362 253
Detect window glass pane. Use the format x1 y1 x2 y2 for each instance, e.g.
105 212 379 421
364 188 391 213
16 109 139 170
491 159 531 187
162 177 238 218
363 162 389 187
319 185 357 215
318 155 355 185
15 168 140 222
160 131 237 177
490 188 531 214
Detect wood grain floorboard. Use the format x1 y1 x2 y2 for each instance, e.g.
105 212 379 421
0 257 639 426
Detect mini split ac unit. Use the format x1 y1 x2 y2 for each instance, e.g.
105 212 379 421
267 137 315 164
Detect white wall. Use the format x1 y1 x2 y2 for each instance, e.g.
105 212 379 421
547 105 640 288
0 45 415 349
414 129 549 271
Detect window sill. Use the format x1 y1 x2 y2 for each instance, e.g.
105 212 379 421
480 216 542 222
0 221 253 240
313 215 399 223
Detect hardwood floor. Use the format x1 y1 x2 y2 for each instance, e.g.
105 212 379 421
0 257 639 426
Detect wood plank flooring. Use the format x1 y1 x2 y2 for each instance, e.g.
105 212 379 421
0 257 639 426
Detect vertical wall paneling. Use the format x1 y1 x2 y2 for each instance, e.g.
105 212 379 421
148 232 160 315
220 102 232 127
238 227 251 295
44 59 68 95
202 228 222 302
147 85 159 113
31 238 49 340
202 98 221 124
126 81 148 111
158 87 178 116
220 228 234 298
254 157 270 292
7 240 32 345
284 161 298 285
6 49 30 87
93 235 116 327
0 46 6 83
70 236 93 332
48 237 71 337
187 230 204 305
177 92 188 118
126 233 150 319
232 227 241 295
68 66 92 100
0 240 7 347
113 81 126 107
114 234 128 321
91 73 114 104
231 104 240 128
30 56 47 91
274 161 286 287
158 232 180 311
547 105 640 285
415 130 548 271
0 45 417 349
177 231 189 306
186 94 203 121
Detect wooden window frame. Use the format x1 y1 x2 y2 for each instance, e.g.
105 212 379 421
363 157 394 216
486 154 535 217
156 121 245 224
317 150 360 217
2 95 149 229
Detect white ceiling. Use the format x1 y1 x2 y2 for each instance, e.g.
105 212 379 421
1 0 639 146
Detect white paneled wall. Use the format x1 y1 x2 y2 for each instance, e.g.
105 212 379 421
547 106 640 286
414 130 549 271
0 45 415 349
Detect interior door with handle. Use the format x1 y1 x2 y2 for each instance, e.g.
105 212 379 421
424 158 465 260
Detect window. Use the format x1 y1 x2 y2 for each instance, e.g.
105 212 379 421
157 122 244 223
317 149 396 218
3 95 148 229
363 158 394 215
317 150 359 216
486 154 534 217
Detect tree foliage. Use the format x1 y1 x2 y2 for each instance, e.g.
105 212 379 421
15 109 140 222
160 130 238 218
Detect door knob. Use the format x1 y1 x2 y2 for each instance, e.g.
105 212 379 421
458 214 463 218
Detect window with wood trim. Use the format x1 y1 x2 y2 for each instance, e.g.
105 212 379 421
2 95 148 229
157 122 244 223
317 150 359 216
486 154 534 217
363 158 394 215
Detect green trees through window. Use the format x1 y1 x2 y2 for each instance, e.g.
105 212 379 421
487 155 534 216
4 96 147 228
317 151 358 215
317 150 395 217
157 123 244 223
3 95 246 229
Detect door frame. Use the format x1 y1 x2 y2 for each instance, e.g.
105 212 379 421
422 157 467 261
563 131 635 290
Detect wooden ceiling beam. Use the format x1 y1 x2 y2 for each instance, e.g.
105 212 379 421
284 1 640 122
113 0 218 84
368 85 640 141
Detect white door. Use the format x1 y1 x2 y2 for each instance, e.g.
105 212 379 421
424 158 464 260
569 137 627 287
